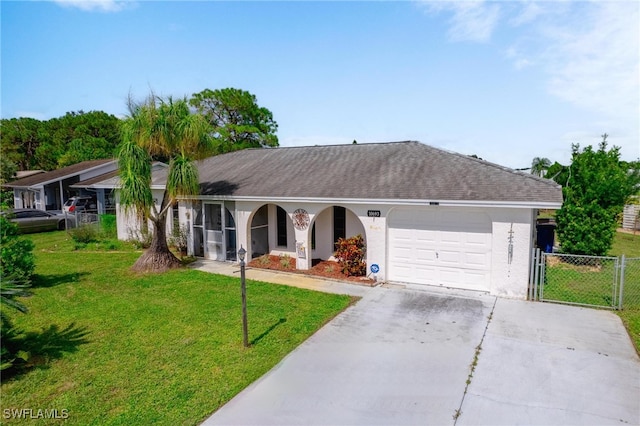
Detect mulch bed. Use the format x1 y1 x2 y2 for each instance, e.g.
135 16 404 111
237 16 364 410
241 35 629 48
247 255 376 286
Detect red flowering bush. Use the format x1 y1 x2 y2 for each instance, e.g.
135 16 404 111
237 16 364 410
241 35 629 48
334 234 366 277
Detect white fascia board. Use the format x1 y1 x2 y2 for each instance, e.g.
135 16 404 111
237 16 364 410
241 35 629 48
178 195 562 210
73 183 166 190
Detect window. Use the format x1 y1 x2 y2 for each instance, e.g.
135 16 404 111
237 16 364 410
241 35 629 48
277 207 288 247
333 206 346 242
311 222 316 250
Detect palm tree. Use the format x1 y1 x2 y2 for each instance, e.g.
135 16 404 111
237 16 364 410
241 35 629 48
119 94 214 272
531 157 551 177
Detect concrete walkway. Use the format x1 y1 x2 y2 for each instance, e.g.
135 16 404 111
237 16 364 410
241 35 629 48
193 260 640 425
190 259 371 297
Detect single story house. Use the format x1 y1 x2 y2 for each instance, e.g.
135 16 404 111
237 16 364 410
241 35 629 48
80 141 562 298
4 159 117 213
169 141 562 299
72 162 170 241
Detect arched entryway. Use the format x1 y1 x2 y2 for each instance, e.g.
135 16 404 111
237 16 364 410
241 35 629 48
249 204 295 259
310 205 366 263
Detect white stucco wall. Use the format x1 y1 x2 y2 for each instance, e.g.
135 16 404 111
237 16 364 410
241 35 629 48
486 208 535 299
162 198 538 298
115 188 171 242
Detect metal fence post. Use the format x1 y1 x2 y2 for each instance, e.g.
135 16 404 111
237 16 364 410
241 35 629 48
533 248 541 301
529 248 535 301
619 255 626 310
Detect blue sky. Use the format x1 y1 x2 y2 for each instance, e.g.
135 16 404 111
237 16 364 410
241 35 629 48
2 0 638 169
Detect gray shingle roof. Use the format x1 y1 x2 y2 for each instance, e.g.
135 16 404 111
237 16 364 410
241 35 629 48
4 159 115 188
72 162 168 189
194 141 562 205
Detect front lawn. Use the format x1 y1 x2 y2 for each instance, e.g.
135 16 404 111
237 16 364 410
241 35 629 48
1 231 354 424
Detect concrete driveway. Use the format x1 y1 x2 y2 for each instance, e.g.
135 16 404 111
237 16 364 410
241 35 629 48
203 286 640 425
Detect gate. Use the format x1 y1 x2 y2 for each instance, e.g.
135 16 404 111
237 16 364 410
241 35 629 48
529 250 639 310
620 257 640 310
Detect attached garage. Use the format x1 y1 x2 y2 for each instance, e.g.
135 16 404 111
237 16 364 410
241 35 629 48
388 207 492 292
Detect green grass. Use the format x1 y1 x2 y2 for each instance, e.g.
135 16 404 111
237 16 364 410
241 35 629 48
2 231 354 425
610 232 640 353
609 231 640 257
541 258 618 307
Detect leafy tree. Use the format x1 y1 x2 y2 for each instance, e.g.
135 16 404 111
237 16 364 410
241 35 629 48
0 157 18 206
0 204 35 371
554 134 640 255
119 94 214 272
530 157 551 177
0 111 121 172
189 88 278 153
545 161 569 184
0 210 35 282
0 117 42 170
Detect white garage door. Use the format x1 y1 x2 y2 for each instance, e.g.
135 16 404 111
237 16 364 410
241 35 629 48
388 208 492 291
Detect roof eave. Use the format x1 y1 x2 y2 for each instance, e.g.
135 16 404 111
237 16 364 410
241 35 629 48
178 195 562 210
6 160 118 189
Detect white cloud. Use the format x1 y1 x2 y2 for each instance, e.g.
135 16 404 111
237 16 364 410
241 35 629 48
418 0 501 43
424 1 639 160
52 0 133 13
509 0 545 26
505 46 533 70
543 2 639 124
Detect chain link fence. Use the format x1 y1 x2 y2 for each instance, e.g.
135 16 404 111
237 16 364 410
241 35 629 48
621 257 640 311
531 250 640 310
62 212 100 230
538 253 620 309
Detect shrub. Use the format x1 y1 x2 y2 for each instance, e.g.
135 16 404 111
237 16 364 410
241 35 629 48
69 224 100 244
0 212 35 282
334 234 366 277
99 214 117 238
168 224 189 254
279 254 292 269
256 254 271 267
554 136 640 256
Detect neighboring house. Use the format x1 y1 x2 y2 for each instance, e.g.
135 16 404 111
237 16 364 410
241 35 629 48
167 141 562 299
4 159 117 212
622 200 640 231
72 162 170 240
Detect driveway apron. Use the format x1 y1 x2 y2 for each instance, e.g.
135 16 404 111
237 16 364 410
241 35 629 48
458 298 640 425
204 287 496 425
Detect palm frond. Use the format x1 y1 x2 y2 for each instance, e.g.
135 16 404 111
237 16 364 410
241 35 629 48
117 139 153 215
167 156 200 199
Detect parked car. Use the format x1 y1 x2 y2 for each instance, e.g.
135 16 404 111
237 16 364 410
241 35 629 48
63 196 97 213
3 208 66 233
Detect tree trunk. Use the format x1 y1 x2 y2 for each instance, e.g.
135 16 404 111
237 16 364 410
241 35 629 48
131 215 181 273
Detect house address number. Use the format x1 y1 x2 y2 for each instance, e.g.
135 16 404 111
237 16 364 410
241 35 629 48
367 210 381 217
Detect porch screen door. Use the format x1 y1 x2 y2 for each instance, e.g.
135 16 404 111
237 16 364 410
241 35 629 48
205 203 224 261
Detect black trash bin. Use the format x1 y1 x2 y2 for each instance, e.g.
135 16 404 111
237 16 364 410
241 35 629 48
536 219 556 253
